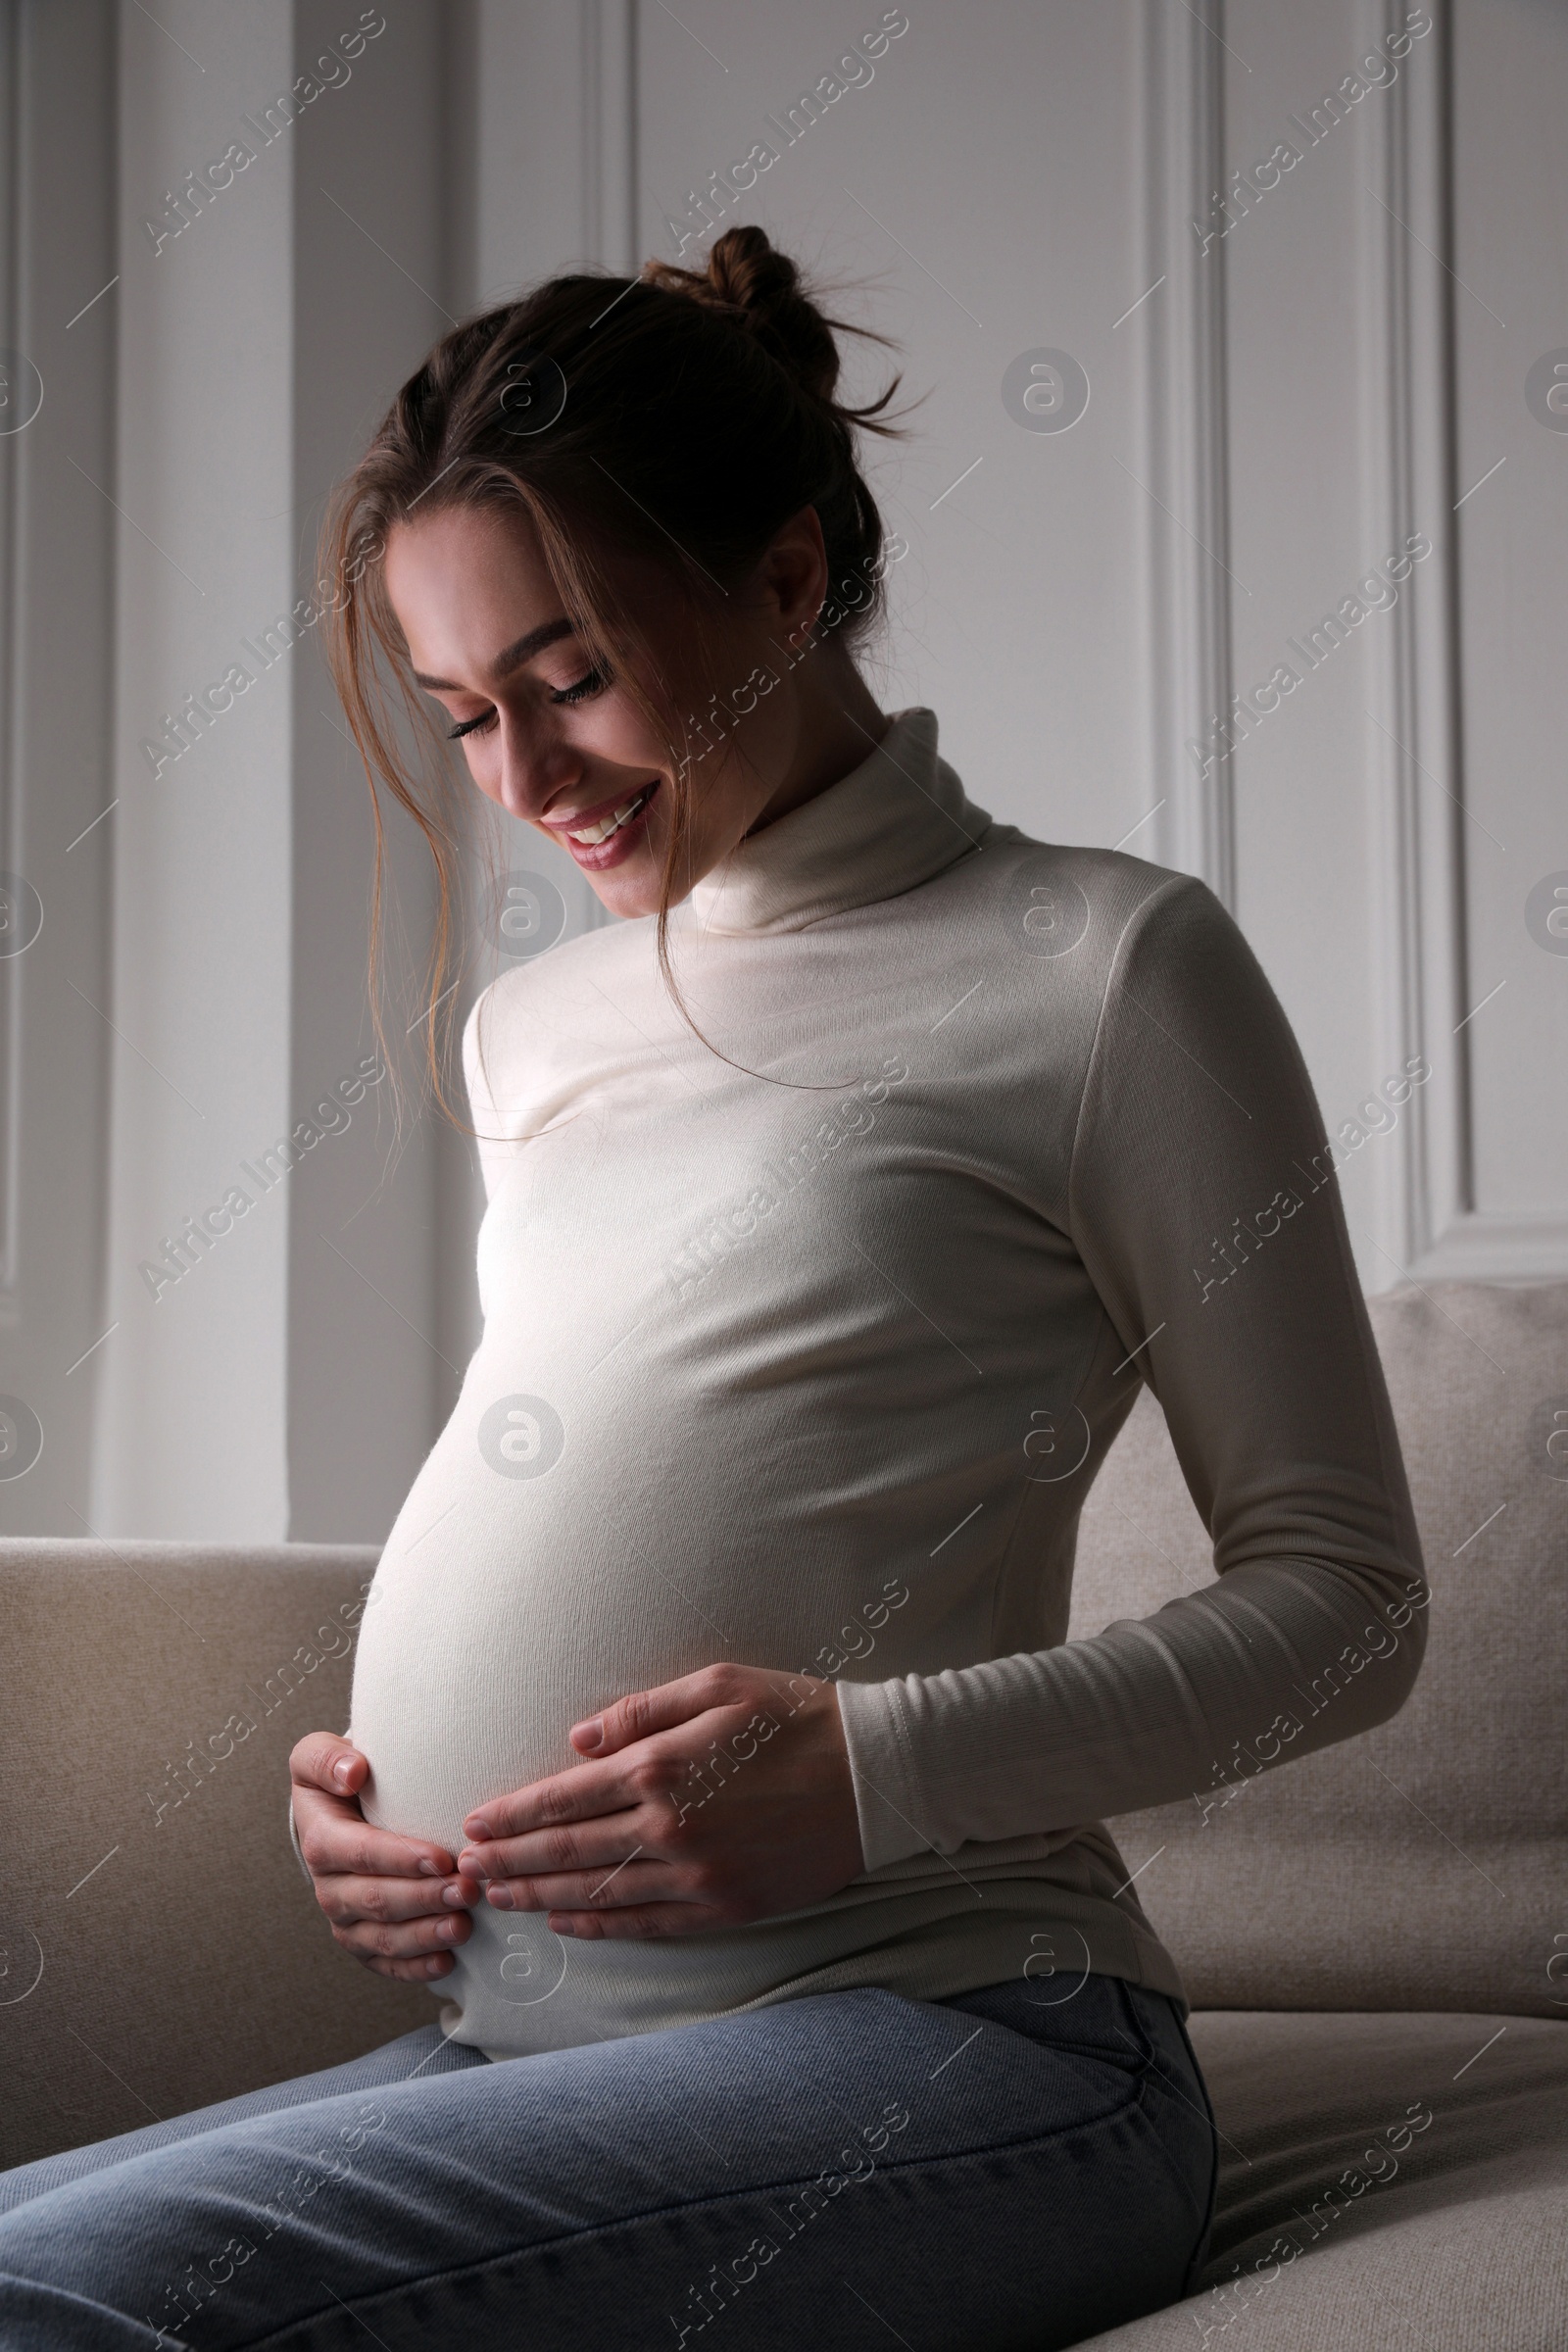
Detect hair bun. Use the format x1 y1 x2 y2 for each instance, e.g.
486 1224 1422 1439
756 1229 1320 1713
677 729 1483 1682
642 225 840 407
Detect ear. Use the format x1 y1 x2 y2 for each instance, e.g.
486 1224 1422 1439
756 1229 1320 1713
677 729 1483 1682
758 505 830 650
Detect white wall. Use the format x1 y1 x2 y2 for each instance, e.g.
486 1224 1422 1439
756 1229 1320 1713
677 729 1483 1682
639 0 1154 853
0 0 1562 1546
1447 0 1568 1249
1215 0 1568 1285
96 4 298 1539
2 0 468 1541
613 0 1568 1286
282 0 454 1542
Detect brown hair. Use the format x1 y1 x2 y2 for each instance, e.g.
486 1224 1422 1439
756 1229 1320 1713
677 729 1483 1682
320 223 905 1127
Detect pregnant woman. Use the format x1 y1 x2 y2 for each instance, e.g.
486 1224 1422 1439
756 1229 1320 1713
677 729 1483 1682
0 228 1427 2350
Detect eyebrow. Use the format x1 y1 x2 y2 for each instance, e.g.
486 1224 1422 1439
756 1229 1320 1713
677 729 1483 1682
413 615 576 693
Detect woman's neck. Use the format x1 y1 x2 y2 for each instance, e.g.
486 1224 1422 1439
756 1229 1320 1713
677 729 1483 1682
743 642 891 839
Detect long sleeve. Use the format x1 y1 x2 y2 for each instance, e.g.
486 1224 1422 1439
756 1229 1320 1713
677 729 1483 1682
835 873 1430 1871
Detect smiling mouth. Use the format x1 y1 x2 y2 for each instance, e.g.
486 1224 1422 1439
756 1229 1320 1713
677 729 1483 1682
558 780 659 847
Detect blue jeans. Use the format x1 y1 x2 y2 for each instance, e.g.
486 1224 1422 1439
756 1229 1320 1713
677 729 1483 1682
0 1971 1217 2350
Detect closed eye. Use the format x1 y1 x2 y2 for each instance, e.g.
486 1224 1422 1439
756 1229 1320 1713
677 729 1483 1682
446 667 610 740
551 666 611 707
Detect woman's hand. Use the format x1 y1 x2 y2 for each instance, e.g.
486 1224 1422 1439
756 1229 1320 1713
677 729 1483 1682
289 1733 480 1984
456 1666 865 1938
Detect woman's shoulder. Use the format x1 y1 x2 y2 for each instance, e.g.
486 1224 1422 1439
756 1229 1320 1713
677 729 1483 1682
954 818 1239 983
973 815 1200 895
461 908 651 1104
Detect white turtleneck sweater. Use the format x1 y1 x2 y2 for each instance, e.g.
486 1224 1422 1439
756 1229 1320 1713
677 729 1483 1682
322 708 1426 2061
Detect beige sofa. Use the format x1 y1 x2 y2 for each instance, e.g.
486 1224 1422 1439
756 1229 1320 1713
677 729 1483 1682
2 1278 1564 2347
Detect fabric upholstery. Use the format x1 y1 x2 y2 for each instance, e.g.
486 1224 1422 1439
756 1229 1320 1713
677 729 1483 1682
0 1541 431 2172
1077 2008 1568 2348
1070 1279 1568 2018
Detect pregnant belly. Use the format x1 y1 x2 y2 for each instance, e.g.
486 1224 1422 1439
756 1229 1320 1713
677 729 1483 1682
344 1391 919 1856
347 1446 707 1851
345 1166 1066 1853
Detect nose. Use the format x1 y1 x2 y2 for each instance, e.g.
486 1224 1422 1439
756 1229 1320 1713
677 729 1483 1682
492 707 582 824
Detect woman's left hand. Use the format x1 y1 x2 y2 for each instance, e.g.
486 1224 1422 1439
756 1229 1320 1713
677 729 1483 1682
455 1665 865 1937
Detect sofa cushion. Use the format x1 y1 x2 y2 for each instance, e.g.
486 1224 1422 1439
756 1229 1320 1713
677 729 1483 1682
1073 2009 1568 2349
1069 1280 1568 2016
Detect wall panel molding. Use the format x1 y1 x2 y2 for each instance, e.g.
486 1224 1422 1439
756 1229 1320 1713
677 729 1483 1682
0 0 21 1312
581 0 640 274
1358 0 1467 1280
1360 0 1567 1283
0 0 117 1529
1137 0 1236 906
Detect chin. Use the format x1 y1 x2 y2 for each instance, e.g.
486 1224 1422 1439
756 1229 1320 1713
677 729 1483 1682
592 879 658 921
588 859 668 921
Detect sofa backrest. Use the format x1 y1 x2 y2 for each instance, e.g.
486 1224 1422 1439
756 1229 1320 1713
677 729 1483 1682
0 1541 431 2171
1069 1277 1568 2017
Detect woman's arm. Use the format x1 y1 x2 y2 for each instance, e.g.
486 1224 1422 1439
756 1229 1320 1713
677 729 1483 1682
836 872 1430 1871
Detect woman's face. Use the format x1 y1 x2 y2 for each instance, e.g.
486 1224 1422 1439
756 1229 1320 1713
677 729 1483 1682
383 503 823 922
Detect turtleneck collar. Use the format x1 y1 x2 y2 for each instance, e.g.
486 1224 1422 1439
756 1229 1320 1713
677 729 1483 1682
682 707 993 938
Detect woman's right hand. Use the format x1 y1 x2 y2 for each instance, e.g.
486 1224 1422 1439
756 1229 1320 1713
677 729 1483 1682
289 1733 478 1984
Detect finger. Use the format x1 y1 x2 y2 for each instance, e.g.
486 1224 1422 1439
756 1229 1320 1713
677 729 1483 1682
316 1873 480 1929
461 1760 641 1848
290 1731 370 1796
333 1908 474 1965
459 1814 644 1885
364 1950 461 1984
544 1902 709 1941
567 1667 743 1759
478 1859 668 1913
293 1787 461 1884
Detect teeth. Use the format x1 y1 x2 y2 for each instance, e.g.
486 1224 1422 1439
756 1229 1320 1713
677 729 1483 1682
568 786 652 846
